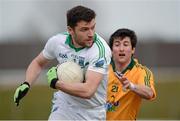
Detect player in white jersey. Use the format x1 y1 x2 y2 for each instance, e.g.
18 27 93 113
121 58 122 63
13 5 111 120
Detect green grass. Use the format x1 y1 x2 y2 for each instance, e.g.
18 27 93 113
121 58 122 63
0 85 55 120
138 81 180 120
0 81 180 120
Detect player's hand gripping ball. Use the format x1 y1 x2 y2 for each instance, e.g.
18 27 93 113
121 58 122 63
57 61 84 83
47 66 58 89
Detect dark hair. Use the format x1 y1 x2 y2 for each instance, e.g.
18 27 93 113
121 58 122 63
109 28 137 50
67 5 96 28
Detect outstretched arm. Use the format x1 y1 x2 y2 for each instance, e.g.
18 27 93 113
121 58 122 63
14 52 50 106
115 73 154 100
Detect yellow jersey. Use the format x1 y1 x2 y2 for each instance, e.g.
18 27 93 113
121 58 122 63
106 58 156 120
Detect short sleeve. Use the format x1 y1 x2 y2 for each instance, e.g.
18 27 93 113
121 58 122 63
42 36 56 60
88 44 111 74
137 68 156 100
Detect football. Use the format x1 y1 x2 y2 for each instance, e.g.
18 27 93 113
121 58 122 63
57 61 84 83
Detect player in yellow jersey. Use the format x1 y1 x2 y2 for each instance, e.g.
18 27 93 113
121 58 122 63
106 28 156 120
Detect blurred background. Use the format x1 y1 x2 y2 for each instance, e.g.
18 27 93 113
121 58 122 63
0 0 180 120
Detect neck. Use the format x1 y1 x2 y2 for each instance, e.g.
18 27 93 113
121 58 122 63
114 59 131 72
71 37 82 48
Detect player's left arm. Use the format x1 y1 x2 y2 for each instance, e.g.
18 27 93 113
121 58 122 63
129 82 155 100
130 70 156 100
116 70 156 100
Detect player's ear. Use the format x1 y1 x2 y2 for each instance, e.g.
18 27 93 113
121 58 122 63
132 47 135 55
67 26 73 34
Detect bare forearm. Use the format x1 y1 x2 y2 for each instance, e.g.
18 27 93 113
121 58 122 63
25 52 50 85
25 60 43 85
120 78 154 100
130 84 154 100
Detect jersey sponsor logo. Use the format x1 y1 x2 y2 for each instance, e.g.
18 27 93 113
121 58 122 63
79 57 85 67
106 93 120 112
71 54 85 68
58 53 86 68
106 100 120 112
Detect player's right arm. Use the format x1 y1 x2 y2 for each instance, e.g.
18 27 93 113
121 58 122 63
25 52 50 85
14 52 50 106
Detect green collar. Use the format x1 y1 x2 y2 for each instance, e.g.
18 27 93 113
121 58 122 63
111 57 136 74
65 33 97 52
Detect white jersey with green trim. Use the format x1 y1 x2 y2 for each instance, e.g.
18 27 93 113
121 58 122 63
43 32 111 108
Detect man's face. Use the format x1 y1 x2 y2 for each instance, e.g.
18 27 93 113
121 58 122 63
68 19 96 48
112 37 135 65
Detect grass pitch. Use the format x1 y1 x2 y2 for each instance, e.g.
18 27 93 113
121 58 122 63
0 81 180 120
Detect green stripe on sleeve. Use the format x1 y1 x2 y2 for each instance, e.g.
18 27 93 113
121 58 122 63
143 67 151 87
95 39 105 59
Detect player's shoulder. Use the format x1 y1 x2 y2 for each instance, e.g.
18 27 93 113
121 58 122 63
134 59 153 75
45 32 69 48
94 33 109 46
49 32 68 42
92 33 111 52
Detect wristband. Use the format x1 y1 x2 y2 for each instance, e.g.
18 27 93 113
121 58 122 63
129 82 136 91
22 81 30 88
50 79 58 89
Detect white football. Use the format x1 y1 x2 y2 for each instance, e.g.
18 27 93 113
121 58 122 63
57 61 84 83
